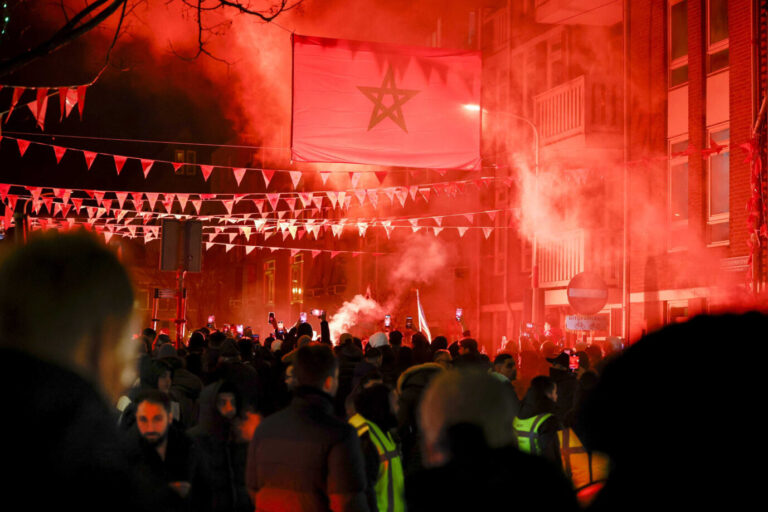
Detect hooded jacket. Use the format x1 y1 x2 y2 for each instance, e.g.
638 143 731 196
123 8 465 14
188 380 252 512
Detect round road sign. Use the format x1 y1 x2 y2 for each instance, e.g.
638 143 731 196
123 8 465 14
567 272 608 315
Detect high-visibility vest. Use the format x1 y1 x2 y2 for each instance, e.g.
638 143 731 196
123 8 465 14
513 413 552 455
349 414 405 512
557 428 609 491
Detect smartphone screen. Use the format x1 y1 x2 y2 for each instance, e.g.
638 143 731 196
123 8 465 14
569 354 579 371
311 308 321 317
268 312 275 323
207 315 215 325
405 316 413 329
236 324 244 335
456 307 463 321
277 321 284 331
300 312 307 323
384 314 391 327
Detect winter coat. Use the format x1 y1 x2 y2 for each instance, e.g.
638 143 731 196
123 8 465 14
246 386 369 512
0 348 182 512
188 381 252 512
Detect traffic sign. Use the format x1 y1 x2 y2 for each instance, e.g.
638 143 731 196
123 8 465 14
566 314 609 331
567 272 608 315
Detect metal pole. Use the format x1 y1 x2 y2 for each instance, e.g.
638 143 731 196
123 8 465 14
622 0 631 342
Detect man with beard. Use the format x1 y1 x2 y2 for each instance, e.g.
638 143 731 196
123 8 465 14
132 389 198 499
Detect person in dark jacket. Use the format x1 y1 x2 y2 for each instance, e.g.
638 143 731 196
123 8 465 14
407 369 577 511
246 344 369 511
128 389 201 499
547 351 579 423
0 231 181 512
188 380 253 512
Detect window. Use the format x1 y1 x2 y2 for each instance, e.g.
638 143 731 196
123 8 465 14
707 0 729 73
173 149 197 176
669 137 689 249
669 0 688 87
707 126 729 245
263 260 275 305
290 255 304 304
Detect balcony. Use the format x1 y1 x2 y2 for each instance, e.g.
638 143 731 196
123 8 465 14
538 228 619 288
533 74 622 164
535 0 622 26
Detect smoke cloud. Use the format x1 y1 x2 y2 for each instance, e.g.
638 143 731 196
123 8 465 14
327 294 385 343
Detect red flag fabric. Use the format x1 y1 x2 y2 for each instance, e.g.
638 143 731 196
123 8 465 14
292 35 481 170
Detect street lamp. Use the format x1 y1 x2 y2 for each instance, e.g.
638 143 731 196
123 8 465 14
468 105 541 333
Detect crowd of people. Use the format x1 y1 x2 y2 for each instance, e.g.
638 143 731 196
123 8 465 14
1 231 761 511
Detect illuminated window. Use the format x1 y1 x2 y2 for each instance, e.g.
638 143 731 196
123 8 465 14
707 125 729 245
263 259 275 305
290 255 304 304
668 138 689 250
173 149 197 176
706 0 728 73
669 0 688 87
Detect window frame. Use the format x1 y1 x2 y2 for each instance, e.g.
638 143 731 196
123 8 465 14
706 0 729 75
290 254 304 304
668 134 690 252
706 122 730 247
263 259 275 306
668 0 689 89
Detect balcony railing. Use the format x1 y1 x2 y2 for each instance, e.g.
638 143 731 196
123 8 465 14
538 229 584 288
534 75 585 146
538 228 619 288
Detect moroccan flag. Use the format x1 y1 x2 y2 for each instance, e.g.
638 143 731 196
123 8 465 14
292 35 481 170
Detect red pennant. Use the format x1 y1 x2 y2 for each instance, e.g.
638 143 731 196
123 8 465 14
42 196 53 213
177 194 189 212
28 187 42 203
374 171 388 184
76 86 87 118
6 87 24 121
311 250 322 258
191 199 202 214
115 192 128 209
113 155 127 175
330 251 341 259
457 226 469 238
17 139 31 157
262 169 275 188
130 192 143 208
319 171 330 185
58 87 68 121
140 159 154 178
102 199 112 214
200 165 213 182
52 145 67 164
349 172 360 188
267 193 280 211
222 200 234 215
0 184 10 199
232 168 246 186
34 88 49 130
93 191 105 206
82 150 97 170
289 171 302 189
145 193 159 211
172 161 183 174
71 197 83 213
284 197 297 211
65 88 78 117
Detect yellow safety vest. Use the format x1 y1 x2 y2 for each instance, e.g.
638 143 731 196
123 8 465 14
557 428 609 491
349 414 405 512
512 413 552 455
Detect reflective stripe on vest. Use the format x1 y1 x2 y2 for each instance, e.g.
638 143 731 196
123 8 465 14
557 428 609 490
349 414 405 512
513 413 552 455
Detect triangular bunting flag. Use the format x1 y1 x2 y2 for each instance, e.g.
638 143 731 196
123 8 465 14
52 145 67 164
374 171 388 184
319 171 330 185
262 169 275 188
299 192 312 208
76 86 87 118
28 187 42 203
6 87 24 121
114 155 127 175
483 226 494 239
82 150 97 170
245 245 256 255
199 165 214 182
225 244 234 253
205 242 215 251
457 226 469 238
284 197 297 211
232 168 246 186
433 227 444 236
409 186 418 201
71 197 83 213
140 159 155 178
223 200 234 215
433 216 443 226
130 192 143 208
16 139 31 157
191 199 202 214
172 161 183 174
419 188 431 202
65 87 78 117
463 213 474 223
289 171 302 189
487 211 497 222
145 193 159 211
177 194 189 212
311 250 321 258
367 190 378 209
266 193 279 211
349 172 360 188
115 192 128 210
354 189 366 206
330 251 341 259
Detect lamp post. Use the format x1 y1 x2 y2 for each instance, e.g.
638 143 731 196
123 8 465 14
504 113 541 331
